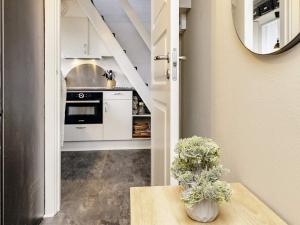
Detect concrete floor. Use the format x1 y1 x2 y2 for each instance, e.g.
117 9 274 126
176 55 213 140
41 150 151 225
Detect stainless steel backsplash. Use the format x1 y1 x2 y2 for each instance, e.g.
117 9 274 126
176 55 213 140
66 64 107 88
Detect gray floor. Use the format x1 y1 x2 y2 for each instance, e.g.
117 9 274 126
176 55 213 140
41 150 151 225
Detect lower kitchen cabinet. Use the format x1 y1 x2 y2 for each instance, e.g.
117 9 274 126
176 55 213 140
64 124 104 142
103 92 132 140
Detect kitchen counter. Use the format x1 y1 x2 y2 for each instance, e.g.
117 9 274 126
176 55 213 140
67 87 135 92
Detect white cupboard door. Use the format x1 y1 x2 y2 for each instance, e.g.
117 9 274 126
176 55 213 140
151 0 180 185
89 22 111 57
103 100 132 140
64 124 104 142
61 17 89 58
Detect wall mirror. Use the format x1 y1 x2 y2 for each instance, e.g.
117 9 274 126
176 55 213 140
232 0 300 54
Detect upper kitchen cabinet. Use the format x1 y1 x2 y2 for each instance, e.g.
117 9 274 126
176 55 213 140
62 17 89 58
61 17 112 58
89 22 111 58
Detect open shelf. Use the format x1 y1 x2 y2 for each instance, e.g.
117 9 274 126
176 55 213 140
132 91 151 139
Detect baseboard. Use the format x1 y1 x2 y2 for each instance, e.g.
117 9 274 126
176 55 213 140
62 139 151 151
43 213 56 218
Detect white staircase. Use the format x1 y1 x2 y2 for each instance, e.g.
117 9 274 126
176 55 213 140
93 0 151 87
76 0 151 110
118 0 151 50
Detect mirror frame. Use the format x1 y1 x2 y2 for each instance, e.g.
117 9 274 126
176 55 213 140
232 3 300 55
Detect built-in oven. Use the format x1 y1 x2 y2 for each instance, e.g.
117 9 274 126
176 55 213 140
65 92 103 124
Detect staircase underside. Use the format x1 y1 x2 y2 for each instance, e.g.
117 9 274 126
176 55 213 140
77 0 151 110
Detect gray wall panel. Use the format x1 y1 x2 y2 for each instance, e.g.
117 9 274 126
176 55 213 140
3 0 45 224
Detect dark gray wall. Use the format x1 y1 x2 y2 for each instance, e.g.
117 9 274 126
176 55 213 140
3 0 45 224
0 0 2 223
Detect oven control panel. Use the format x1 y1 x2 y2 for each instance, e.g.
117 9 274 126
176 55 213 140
67 92 103 101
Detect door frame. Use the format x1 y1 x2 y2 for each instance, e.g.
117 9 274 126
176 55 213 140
44 0 61 217
169 0 180 185
44 0 180 216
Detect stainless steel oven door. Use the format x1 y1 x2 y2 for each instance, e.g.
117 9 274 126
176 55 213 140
65 100 103 124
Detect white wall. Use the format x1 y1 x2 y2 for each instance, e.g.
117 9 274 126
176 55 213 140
182 1 300 224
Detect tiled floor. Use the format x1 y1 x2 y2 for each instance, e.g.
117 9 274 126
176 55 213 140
41 150 151 225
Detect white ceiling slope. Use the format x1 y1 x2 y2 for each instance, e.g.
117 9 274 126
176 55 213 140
77 0 151 109
93 0 150 31
93 0 151 85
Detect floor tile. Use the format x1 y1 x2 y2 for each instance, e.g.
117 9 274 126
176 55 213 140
41 150 150 225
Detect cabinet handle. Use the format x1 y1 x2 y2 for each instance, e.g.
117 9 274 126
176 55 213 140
113 92 121 95
76 126 87 129
104 102 108 112
83 43 88 55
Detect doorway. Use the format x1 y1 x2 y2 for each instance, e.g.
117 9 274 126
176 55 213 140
44 0 183 223
44 0 153 223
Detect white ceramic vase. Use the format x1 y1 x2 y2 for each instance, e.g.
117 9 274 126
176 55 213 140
186 200 219 223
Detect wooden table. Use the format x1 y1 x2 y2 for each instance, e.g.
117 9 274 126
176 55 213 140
130 183 287 225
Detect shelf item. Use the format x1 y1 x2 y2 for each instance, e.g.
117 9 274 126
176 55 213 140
132 118 151 139
132 135 151 139
133 134 151 138
133 95 139 115
132 91 151 115
138 102 146 115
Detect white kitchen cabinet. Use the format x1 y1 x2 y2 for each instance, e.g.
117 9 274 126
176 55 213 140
61 17 89 58
103 92 132 140
89 24 111 57
103 91 132 100
61 17 112 58
64 124 104 142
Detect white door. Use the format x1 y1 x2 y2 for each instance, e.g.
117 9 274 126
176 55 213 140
151 0 179 185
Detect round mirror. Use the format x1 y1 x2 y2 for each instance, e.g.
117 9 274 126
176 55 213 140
232 0 300 54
